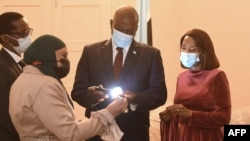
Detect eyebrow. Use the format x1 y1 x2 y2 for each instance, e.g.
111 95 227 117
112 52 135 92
189 46 197 48
181 45 197 47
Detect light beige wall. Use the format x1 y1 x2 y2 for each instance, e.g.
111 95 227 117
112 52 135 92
151 0 250 110
1 0 249 119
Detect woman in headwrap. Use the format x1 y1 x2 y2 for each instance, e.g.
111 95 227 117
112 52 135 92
9 34 128 141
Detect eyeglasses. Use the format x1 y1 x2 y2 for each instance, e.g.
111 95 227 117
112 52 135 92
8 28 33 38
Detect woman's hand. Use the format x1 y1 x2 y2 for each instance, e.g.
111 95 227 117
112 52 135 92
106 97 128 117
159 109 173 122
165 104 192 119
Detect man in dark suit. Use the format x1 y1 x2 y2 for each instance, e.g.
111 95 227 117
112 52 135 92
0 12 33 141
71 5 167 141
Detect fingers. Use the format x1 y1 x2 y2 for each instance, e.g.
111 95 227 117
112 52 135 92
106 97 128 117
160 114 171 122
98 84 104 89
122 98 129 113
164 104 192 119
166 104 183 112
159 109 169 116
160 104 183 119
88 85 104 92
166 104 182 110
114 97 128 113
113 97 128 114
88 86 96 91
159 109 172 122
88 86 107 103
121 91 136 103
112 97 127 107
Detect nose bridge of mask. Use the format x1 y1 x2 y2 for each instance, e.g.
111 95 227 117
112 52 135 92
114 29 133 38
17 35 32 43
112 28 133 48
181 52 199 59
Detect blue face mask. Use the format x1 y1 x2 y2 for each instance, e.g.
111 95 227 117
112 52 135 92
180 52 200 68
112 29 133 48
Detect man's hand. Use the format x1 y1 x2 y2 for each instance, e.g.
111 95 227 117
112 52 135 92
88 85 108 103
121 90 136 103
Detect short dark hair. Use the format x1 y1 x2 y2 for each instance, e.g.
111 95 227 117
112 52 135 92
180 29 220 70
0 12 24 34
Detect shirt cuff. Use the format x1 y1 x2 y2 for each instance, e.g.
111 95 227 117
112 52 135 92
91 109 124 140
130 103 137 111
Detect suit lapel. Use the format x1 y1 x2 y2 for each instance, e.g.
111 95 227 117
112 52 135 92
118 41 139 81
99 40 140 82
0 49 22 74
100 40 114 80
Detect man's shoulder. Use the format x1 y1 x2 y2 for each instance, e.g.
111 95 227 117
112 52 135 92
85 39 110 47
0 48 13 60
135 41 159 52
0 50 11 65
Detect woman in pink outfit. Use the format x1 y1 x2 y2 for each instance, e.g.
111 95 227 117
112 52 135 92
159 29 231 141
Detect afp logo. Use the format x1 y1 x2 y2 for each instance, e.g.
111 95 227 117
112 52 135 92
224 125 250 141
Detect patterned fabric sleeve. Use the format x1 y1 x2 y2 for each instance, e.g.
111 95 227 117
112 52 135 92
91 109 124 140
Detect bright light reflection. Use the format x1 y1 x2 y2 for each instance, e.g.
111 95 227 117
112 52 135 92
111 87 123 99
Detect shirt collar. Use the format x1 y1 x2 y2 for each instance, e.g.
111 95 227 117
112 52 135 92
3 47 22 63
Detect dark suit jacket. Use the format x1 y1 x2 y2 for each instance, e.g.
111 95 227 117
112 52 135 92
0 48 21 141
71 39 167 141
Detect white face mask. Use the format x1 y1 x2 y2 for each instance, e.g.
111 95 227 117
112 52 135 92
8 35 32 54
180 52 200 68
112 29 133 48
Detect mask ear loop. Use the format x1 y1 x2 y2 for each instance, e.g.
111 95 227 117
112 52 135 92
5 34 19 47
8 42 14 47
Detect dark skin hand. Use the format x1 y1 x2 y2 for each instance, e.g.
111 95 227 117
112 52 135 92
120 90 136 103
88 85 108 103
88 85 132 113
88 84 137 104
159 104 192 122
